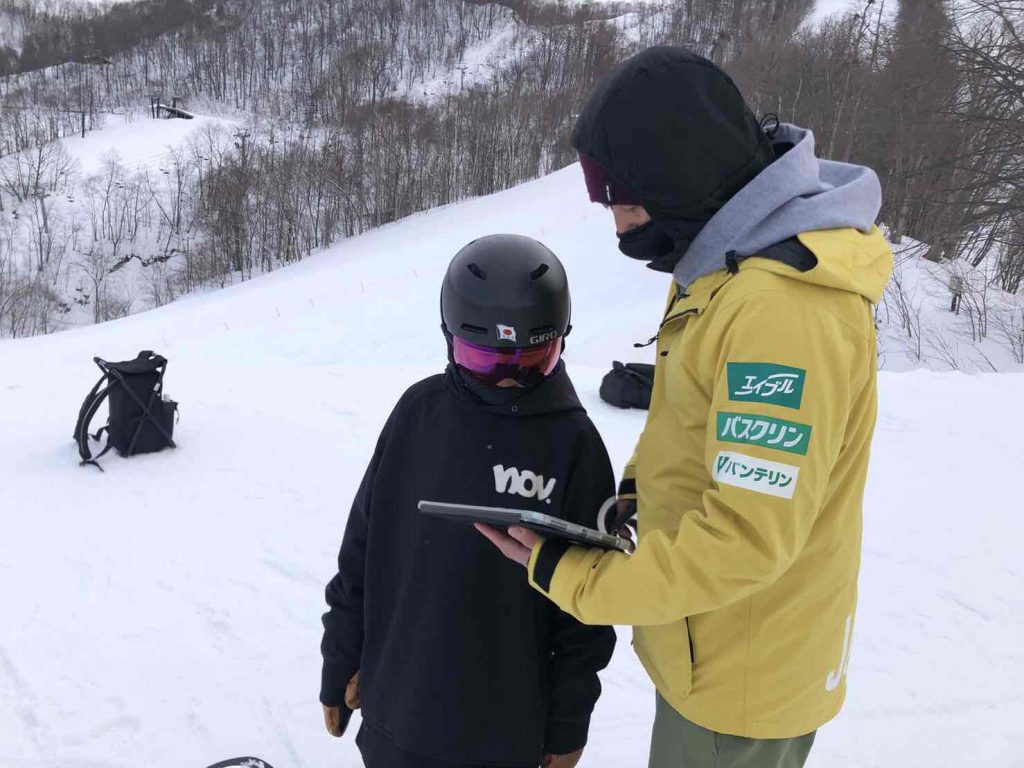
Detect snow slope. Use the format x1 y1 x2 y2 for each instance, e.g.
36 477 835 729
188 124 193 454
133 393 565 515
0 110 238 331
0 10 28 54
1 165 1023 768
877 237 1024 374
61 111 235 177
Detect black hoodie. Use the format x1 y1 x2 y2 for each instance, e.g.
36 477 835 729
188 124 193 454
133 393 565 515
320 362 617 765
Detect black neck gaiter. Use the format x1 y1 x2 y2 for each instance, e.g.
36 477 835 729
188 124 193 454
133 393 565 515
617 218 708 274
456 367 533 406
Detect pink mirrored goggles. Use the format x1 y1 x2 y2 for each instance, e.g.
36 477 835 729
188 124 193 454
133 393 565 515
453 336 561 386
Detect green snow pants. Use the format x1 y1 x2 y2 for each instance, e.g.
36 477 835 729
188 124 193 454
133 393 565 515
648 694 817 768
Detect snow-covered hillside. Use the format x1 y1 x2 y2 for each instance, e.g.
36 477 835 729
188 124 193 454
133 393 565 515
59 112 234 178
0 10 28 54
877 238 1024 373
1 166 1023 768
0 111 239 333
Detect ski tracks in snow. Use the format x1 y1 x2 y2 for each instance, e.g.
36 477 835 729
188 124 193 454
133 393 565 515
0 644 55 763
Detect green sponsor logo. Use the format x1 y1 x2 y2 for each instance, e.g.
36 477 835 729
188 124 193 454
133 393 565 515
716 412 812 456
727 363 806 409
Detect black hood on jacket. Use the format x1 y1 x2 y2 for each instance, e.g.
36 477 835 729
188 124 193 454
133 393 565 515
571 46 774 227
444 359 584 417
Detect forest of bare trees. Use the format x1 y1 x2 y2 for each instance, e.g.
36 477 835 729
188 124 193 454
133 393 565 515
0 0 1022 346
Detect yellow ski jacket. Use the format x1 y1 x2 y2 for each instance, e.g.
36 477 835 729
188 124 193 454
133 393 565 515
528 226 894 738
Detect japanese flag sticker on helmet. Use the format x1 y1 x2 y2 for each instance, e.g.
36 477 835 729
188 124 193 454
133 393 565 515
497 324 517 342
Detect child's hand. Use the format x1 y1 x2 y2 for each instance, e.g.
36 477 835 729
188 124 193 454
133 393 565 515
323 671 361 737
475 524 541 567
322 704 350 737
345 671 361 709
543 748 584 767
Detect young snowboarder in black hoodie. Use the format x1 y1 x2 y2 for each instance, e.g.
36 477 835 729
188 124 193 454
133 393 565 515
320 234 617 768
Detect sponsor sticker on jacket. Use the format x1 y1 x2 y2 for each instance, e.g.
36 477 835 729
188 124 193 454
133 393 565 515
713 450 799 499
727 362 806 409
716 412 812 456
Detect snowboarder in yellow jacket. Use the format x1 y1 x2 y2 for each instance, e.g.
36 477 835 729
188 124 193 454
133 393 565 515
479 46 894 768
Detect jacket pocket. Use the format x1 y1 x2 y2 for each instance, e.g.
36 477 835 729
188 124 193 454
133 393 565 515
633 619 694 700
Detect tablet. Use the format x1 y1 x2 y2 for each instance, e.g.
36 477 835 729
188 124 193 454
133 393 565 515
417 500 634 554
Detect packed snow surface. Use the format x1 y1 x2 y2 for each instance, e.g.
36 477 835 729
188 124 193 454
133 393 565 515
1 166 1023 767
61 112 231 177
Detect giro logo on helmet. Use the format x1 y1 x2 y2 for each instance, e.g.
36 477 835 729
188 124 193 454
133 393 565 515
529 330 558 344
496 324 517 342
493 464 557 502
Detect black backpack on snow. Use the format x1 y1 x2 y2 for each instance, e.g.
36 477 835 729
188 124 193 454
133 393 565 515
73 351 178 470
599 361 655 410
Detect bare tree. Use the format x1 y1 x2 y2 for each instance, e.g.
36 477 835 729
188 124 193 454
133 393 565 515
995 306 1024 363
0 136 77 202
73 155 148 322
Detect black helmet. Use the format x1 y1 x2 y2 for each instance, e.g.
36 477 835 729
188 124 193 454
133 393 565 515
441 234 571 348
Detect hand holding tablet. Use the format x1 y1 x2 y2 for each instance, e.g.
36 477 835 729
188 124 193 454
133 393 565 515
418 500 635 554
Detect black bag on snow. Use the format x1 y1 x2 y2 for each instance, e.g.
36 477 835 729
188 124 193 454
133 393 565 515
599 361 655 410
595 240 818 411
73 350 177 470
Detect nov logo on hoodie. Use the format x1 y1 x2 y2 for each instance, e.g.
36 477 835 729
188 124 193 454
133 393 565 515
493 464 557 502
